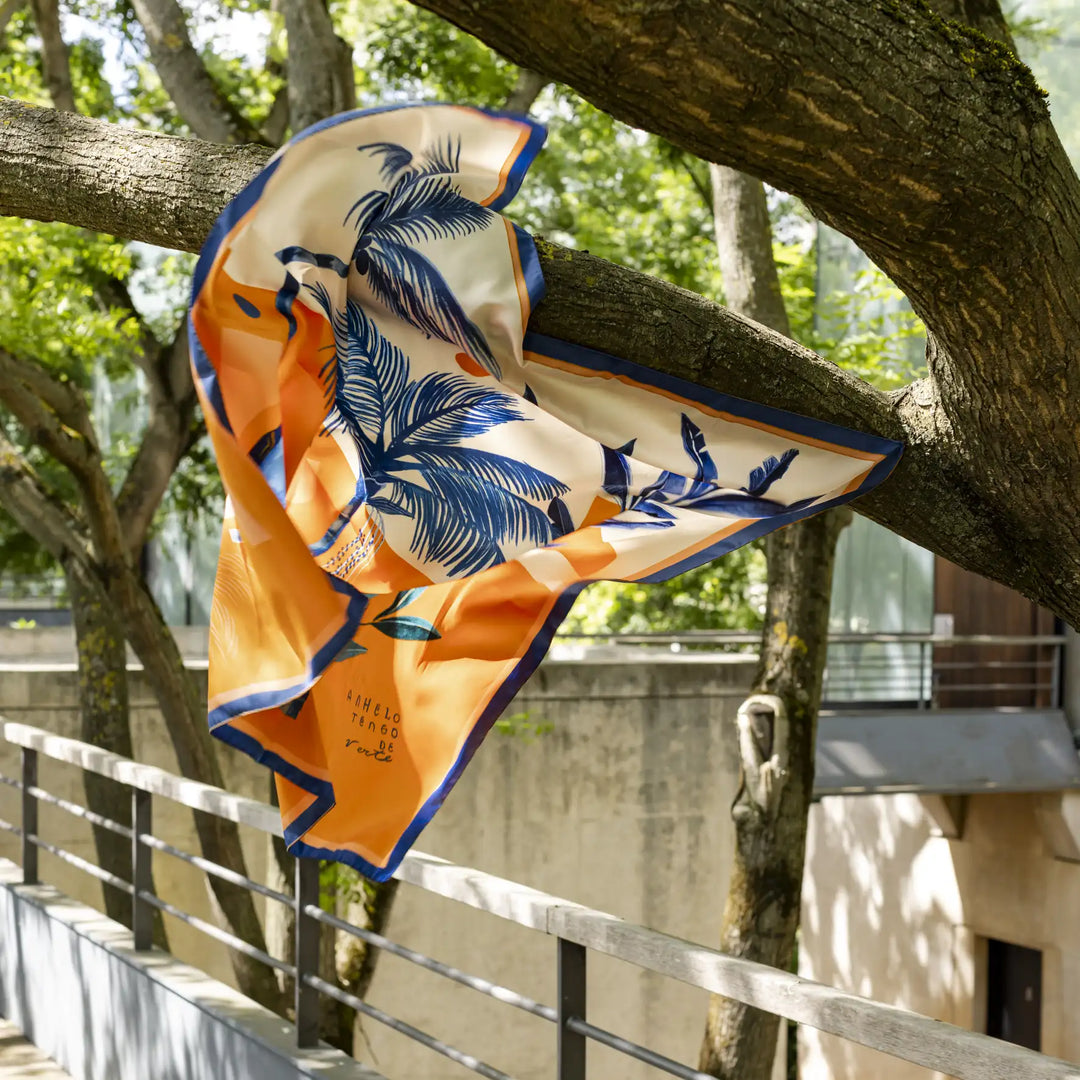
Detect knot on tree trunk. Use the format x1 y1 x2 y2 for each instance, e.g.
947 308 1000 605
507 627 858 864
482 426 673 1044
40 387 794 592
732 693 789 821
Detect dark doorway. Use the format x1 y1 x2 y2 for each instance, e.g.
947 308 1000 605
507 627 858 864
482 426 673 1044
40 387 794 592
985 938 1042 1051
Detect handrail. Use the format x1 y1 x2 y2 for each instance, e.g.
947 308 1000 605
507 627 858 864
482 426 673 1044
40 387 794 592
556 631 1066 646
3 719 1080 1079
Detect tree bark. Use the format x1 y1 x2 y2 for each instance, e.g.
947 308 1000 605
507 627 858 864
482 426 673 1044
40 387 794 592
0 100 1023 616
283 0 354 136
502 69 547 115
67 560 169 947
700 509 848 1079
28 0 73 112
129 0 262 143
698 164 847 1079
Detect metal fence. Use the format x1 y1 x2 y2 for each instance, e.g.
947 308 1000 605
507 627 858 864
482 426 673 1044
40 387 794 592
2 719 1078 1080
553 632 1066 710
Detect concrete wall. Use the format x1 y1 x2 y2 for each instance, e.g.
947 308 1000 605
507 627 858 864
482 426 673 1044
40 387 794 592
0 860 379 1080
800 792 1080 1079
0 655 756 1080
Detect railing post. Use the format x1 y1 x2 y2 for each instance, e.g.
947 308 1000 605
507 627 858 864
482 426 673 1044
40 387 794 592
295 856 320 1048
131 787 153 949
20 746 37 885
557 938 586 1080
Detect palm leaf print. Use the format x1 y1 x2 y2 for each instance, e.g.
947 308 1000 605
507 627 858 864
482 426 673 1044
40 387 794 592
360 223 500 376
310 294 568 577
743 448 799 496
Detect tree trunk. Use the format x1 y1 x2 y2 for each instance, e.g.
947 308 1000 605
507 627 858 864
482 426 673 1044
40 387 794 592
67 560 165 947
265 780 400 1054
699 164 848 1079
104 560 285 1012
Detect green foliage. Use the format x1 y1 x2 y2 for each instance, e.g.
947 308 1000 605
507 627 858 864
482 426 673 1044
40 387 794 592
493 711 554 741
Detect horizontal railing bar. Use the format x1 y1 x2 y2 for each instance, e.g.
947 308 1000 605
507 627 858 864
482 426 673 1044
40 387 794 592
557 632 1066 646
138 833 293 907
5 719 1076 1080
0 815 22 836
303 903 557 1022
304 973 518 1080
394 853 1080 1080
27 785 133 838
0 773 20 789
2 723 280 836
138 890 294 975
565 1016 712 1080
28 834 134 895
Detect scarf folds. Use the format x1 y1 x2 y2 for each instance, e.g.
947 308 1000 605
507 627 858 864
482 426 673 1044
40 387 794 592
189 103 902 880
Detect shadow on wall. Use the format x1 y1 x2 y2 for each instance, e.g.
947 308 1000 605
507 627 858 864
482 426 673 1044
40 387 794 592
800 794 966 1080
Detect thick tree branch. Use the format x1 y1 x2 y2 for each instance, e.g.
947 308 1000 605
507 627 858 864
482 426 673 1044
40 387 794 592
115 323 196 553
0 99 1076 622
28 0 73 112
283 0 354 135
0 0 25 43
0 346 130 564
0 428 93 569
502 68 547 115
130 0 262 144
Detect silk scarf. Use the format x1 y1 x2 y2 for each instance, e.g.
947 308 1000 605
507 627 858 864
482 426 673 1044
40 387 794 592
189 103 902 880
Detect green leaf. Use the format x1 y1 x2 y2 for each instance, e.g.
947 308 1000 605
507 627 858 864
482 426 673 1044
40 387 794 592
371 616 441 642
377 586 426 620
332 639 368 662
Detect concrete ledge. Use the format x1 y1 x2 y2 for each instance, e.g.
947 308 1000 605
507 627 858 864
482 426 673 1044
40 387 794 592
0 860 381 1080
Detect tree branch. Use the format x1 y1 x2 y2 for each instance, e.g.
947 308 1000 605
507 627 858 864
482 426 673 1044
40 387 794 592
283 0 355 135
0 0 25 44
115 322 196 553
129 0 263 144
28 0 73 112
0 346 130 565
407 2 1080 364
1 98 1078 621
502 68 547 115
0 428 93 570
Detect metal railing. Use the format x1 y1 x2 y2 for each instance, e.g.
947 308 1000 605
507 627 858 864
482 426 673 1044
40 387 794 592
553 632 1066 709
2 720 1078 1080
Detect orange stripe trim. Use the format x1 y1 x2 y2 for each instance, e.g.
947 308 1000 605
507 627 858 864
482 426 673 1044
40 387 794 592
524 351 885 463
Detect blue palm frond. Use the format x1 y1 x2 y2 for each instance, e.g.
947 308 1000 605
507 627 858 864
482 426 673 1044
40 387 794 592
378 474 547 577
680 413 718 483
684 493 817 518
367 176 494 248
343 188 390 233
743 448 800 497
388 373 525 446
331 299 409 447
413 135 462 178
401 446 567 500
601 444 633 508
547 496 574 538
356 141 414 184
363 242 500 376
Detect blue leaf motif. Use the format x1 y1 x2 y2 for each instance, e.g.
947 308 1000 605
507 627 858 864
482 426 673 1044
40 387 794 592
371 616 441 642
362 242 500 376
378 587 427 620
743 448 799 497
680 414 717 483
403 446 567 500
390 375 527 446
356 141 415 183
547 496 574 538
280 691 309 719
367 176 493 248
